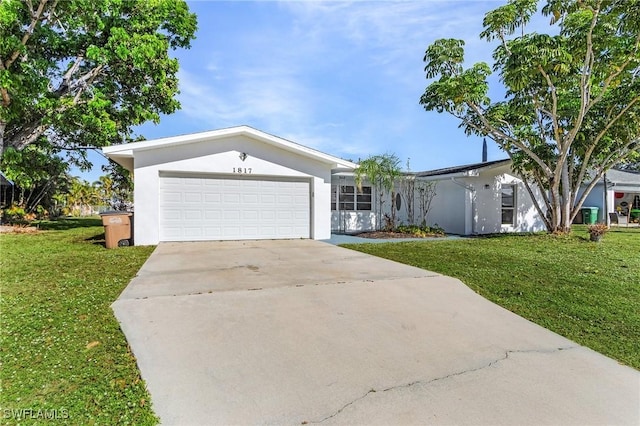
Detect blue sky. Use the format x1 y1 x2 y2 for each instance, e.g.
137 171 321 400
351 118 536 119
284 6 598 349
81 0 549 181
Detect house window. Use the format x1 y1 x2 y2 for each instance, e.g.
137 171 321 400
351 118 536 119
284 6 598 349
331 185 372 211
501 184 516 225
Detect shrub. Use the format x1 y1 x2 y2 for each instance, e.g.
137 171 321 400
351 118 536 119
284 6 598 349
395 224 445 237
587 223 608 241
2 204 29 224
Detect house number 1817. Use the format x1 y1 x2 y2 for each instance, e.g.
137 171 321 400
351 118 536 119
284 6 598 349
233 167 252 174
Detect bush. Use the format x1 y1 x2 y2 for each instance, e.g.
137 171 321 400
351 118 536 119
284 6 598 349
1 204 34 224
395 224 445 237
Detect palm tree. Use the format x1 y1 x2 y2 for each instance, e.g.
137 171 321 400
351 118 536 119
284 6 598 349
66 177 100 216
93 175 115 209
355 153 402 230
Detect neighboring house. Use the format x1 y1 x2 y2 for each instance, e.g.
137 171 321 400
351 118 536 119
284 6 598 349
103 126 356 245
330 159 548 235
0 171 14 208
578 168 640 224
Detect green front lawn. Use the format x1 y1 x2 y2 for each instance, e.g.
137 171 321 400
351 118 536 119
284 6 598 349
343 226 640 370
0 218 158 425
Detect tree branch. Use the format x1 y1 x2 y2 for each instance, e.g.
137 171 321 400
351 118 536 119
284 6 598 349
3 0 50 70
5 122 48 151
574 95 640 193
585 20 640 114
466 101 554 176
537 65 561 146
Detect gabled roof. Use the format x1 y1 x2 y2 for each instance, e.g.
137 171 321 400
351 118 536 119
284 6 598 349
103 125 357 170
607 168 640 185
415 159 511 178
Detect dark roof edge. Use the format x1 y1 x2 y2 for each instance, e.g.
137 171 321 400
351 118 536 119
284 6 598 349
415 159 511 177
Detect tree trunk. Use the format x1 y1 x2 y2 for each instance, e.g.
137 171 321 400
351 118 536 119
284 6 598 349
559 161 573 232
0 120 6 157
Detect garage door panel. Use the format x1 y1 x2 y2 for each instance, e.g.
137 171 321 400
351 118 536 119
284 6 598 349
242 194 259 204
260 194 276 204
224 193 241 203
162 178 182 187
261 211 276 220
204 193 221 203
184 192 203 203
163 209 182 221
204 210 222 220
160 176 310 241
203 226 222 237
242 211 259 220
224 210 241 220
163 191 182 203
184 227 203 238
223 226 241 236
184 210 202 220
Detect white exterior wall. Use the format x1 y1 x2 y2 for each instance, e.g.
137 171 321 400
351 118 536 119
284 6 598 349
329 163 549 236
133 135 333 245
474 171 546 234
425 180 467 234
405 166 546 235
331 211 377 233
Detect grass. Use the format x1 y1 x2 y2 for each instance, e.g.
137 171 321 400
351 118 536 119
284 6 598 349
0 218 158 425
343 225 640 370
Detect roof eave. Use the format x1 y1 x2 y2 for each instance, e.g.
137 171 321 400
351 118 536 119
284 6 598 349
102 126 356 169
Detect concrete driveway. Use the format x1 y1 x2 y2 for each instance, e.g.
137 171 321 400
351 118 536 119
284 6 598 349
112 240 639 425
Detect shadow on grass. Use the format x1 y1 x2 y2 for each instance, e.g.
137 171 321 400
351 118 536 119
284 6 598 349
36 217 103 230
608 226 640 233
85 232 107 248
468 232 542 239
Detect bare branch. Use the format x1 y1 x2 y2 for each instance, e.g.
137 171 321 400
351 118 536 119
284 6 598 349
564 3 601 157
4 0 50 70
537 65 561 146
466 101 554 176
6 122 48 151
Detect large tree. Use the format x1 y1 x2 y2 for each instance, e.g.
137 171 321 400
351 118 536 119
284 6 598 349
0 0 197 157
420 0 640 233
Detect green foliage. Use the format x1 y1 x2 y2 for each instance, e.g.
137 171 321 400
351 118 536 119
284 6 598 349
0 0 197 158
420 0 640 233
355 153 402 230
99 161 134 210
0 142 70 214
395 224 445 237
2 203 29 223
0 218 158 424
65 177 101 217
355 153 402 194
344 226 640 369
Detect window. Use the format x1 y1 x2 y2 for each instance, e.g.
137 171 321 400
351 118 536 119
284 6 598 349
501 184 516 225
331 185 372 211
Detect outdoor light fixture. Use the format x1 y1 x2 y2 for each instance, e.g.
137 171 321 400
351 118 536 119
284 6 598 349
239 152 247 161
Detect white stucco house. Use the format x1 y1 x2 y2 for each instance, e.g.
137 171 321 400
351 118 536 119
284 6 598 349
103 126 637 245
330 159 548 235
103 126 356 245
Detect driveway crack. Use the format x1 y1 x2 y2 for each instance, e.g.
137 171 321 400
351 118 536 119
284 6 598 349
304 346 577 424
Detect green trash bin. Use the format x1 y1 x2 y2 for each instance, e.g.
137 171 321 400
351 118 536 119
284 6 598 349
581 207 599 225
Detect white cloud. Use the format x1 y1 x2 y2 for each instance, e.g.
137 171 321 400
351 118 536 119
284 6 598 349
168 1 549 169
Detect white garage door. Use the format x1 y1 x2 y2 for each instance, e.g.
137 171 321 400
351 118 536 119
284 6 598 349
159 175 310 241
